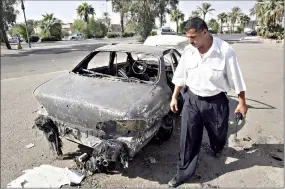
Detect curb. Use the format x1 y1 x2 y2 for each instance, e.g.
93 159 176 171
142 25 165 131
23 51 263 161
1 38 141 57
1 42 108 57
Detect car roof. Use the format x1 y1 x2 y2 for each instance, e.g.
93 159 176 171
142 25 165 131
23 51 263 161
143 35 188 46
95 43 171 56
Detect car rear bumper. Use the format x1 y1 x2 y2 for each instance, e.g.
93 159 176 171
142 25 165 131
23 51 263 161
33 114 161 158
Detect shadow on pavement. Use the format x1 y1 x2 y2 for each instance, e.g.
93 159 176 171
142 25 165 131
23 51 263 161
227 95 276 110
58 96 280 187
119 96 282 186
2 44 108 58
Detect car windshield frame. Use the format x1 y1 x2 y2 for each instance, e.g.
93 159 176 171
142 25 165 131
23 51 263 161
71 49 165 85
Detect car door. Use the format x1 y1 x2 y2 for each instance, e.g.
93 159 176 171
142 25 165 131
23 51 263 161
169 50 184 115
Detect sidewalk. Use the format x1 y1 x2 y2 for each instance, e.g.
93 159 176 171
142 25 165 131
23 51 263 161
1 42 108 57
241 36 284 45
1 37 140 57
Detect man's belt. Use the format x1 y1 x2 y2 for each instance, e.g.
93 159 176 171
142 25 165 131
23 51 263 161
187 87 226 101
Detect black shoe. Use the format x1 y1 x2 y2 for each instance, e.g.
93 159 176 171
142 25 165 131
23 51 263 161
168 175 185 188
209 149 223 158
214 151 222 158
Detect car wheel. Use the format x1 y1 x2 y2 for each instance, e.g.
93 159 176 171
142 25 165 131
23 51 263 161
151 112 174 144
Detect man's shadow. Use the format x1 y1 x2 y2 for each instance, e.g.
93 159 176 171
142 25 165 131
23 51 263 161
120 96 283 186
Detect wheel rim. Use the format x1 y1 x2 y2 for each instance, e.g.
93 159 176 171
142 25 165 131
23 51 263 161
162 113 174 130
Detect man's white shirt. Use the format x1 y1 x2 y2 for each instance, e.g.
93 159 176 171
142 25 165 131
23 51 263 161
172 36 246 97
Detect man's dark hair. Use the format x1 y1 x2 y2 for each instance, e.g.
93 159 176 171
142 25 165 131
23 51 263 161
184 17 208 32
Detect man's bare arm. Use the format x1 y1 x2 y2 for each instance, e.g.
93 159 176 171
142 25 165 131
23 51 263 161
238 91 246 105
172 86 183 99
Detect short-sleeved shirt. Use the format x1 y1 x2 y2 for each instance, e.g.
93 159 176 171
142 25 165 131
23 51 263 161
172 36 246 97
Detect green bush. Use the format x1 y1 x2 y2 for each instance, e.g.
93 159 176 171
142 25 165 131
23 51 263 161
237 26 243 34
151 31 157 36
94 32 105 38
122 32 135 37
26 35 40 43
41 36 58 42
107 33 120 38
136 36 144 43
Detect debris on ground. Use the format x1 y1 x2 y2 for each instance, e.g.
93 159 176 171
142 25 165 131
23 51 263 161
194 175 201 180
6 165 85 188
149 157 157 164
243 137 252 141
269 154 283 162
200 183 220 188
277 149 283 152
25 143 35 149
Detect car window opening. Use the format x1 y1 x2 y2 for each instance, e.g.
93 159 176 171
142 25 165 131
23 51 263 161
76 51 160 84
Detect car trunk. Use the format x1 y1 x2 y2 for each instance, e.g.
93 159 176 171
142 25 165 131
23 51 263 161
33 73 154 128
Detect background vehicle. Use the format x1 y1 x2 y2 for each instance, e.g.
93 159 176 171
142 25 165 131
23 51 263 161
143 35 188 53
244 28 257 36
68 33 83 40
156 26 176 35
8 36 23 43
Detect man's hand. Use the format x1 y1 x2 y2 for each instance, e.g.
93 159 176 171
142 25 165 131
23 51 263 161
234 103 248 118
170 86 183 113
170 97 178 113
235 91 247 118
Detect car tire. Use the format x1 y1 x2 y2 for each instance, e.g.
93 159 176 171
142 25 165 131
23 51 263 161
151 112 174 144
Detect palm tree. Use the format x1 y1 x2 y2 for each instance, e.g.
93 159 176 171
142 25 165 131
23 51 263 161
228 6 242 32
264 0 284 27
217 12 227 33
239 14 251 29
250 0 263 27
250 0 284 30
196 2 215 20
190 10 200 18
111 0 131 33
76 2 95 23
170 9 185 34
40 13 62 39
103 12 111 31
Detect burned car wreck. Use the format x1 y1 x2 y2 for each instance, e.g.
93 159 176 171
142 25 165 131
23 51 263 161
32 44 184 174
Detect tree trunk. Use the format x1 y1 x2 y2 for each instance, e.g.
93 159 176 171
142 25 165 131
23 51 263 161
220 20 223 33
120 12 124 33
1 30 11 49
160 14 163 27
176 21 178 34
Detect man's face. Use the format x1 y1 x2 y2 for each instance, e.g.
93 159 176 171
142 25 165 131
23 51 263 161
186 28 207 49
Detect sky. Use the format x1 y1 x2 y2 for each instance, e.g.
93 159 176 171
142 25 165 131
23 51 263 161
15 0 256 28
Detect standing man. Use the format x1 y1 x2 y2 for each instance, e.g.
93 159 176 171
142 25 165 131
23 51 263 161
168 17 248 187
16 34 22 49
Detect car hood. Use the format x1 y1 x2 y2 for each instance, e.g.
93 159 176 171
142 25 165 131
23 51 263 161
33 73 156 125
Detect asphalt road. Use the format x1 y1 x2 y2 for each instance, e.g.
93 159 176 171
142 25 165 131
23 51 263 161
17 34 246 49
14 37 136 49
2 34 246 80
4 34 283 188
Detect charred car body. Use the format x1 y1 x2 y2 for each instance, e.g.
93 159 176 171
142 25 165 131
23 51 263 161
33 44 184 174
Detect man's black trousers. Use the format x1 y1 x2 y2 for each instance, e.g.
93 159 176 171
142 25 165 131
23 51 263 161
176 89 230 181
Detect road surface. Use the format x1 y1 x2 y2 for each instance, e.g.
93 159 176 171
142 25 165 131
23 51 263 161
13 34 247 50
1 34 246 80
1 35 283 188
